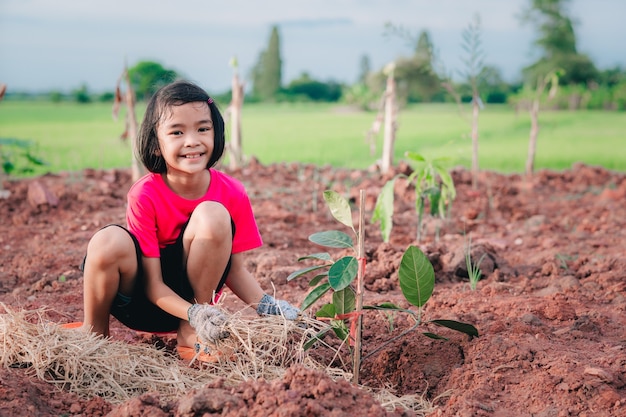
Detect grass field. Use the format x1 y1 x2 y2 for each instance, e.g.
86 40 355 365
1 100 625 177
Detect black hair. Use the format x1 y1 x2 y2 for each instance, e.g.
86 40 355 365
136 80 225 173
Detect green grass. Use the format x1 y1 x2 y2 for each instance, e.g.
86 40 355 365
1 100 625 177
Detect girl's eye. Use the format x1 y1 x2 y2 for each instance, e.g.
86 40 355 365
199 127 212 132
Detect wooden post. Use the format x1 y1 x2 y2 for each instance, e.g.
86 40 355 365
229 72 244 170
471 94 480 189
124 71 143 181
113 67 144 182
526 97 540 179
380 73 397 174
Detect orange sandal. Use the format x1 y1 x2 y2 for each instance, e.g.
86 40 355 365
176 343 224 364
61 321 83 329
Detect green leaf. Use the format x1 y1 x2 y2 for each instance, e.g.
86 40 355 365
425 187 441 216
430 319 479 339
372 179 396 243
328 256 358 291
303 327 334 350
398 245 435 307
331 320 350 341
333 287 356 316
423 332 449 340
2 161 14 174
25 152 46 166
323 190 355 231
300 282 331 311
309 230 354 249
297 252 332 262
315 303 336 318
405 151 426 162
308 274 327 287
364 302 401 310
286 264 331 281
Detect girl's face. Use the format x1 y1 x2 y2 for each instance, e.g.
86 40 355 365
155 102 214 177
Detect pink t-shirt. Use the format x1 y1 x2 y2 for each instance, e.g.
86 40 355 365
126 169 262 258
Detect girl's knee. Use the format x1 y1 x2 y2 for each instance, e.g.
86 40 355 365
194 201 229 219
189 202 231 236
87 226 135 266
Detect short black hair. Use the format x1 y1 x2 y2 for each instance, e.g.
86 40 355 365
136 80 225 173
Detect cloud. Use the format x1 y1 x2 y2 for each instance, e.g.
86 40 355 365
277 17 353 28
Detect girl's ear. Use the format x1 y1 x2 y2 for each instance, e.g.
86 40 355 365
154 148 161 156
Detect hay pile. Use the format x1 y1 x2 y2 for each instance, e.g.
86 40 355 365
0 303 432 414
0 303 338 403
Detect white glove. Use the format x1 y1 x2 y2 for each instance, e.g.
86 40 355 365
256 294 300 320
187 304 230 343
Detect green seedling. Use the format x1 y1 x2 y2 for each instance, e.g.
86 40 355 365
373 152 456 243
289 189 477 384
0 137 46 196
0 137 45 177
465 238 487 291
555 253 575 271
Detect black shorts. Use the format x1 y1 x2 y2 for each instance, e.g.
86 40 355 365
88 223 232 333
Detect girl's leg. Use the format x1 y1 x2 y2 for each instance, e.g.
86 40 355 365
82 226 138 337
177 201 233 346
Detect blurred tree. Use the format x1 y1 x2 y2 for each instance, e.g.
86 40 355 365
72 84 91 103
98 91 115 102
128 61 178 101
520 0 597 85
49 90 63 103
251 25 282 101
283 73 342 102
478 65 510 103
384 27 441 103
598 65 625 87
357 54 371 84
460 14 485 190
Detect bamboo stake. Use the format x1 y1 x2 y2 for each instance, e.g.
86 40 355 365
352 189 366 384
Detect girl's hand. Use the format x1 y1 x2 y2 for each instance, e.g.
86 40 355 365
256 294 300 320
187 304 230 343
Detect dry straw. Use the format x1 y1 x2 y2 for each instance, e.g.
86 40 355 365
0 303 339 403
0 303 432 413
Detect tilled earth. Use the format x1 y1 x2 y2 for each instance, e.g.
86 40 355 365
0 161 625 416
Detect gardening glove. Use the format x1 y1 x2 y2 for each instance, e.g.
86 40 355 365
187 303 230 343
256 293 300 320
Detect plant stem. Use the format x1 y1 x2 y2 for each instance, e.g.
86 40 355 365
352 190 366 385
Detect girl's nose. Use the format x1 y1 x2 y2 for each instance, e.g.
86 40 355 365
184 133 201 146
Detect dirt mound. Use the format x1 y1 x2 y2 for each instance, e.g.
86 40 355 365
108 365 412 417
1 162 625 416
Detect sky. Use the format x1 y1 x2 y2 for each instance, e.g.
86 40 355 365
1 0 625 94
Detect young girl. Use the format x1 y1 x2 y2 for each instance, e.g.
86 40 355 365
72 80 298 361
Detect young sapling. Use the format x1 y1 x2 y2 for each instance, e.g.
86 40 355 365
373 152 456 243
289 189 477 384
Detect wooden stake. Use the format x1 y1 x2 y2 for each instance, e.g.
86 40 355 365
380 75 397 174
352 189 366 385
124 70 143 182
229 71 244 170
